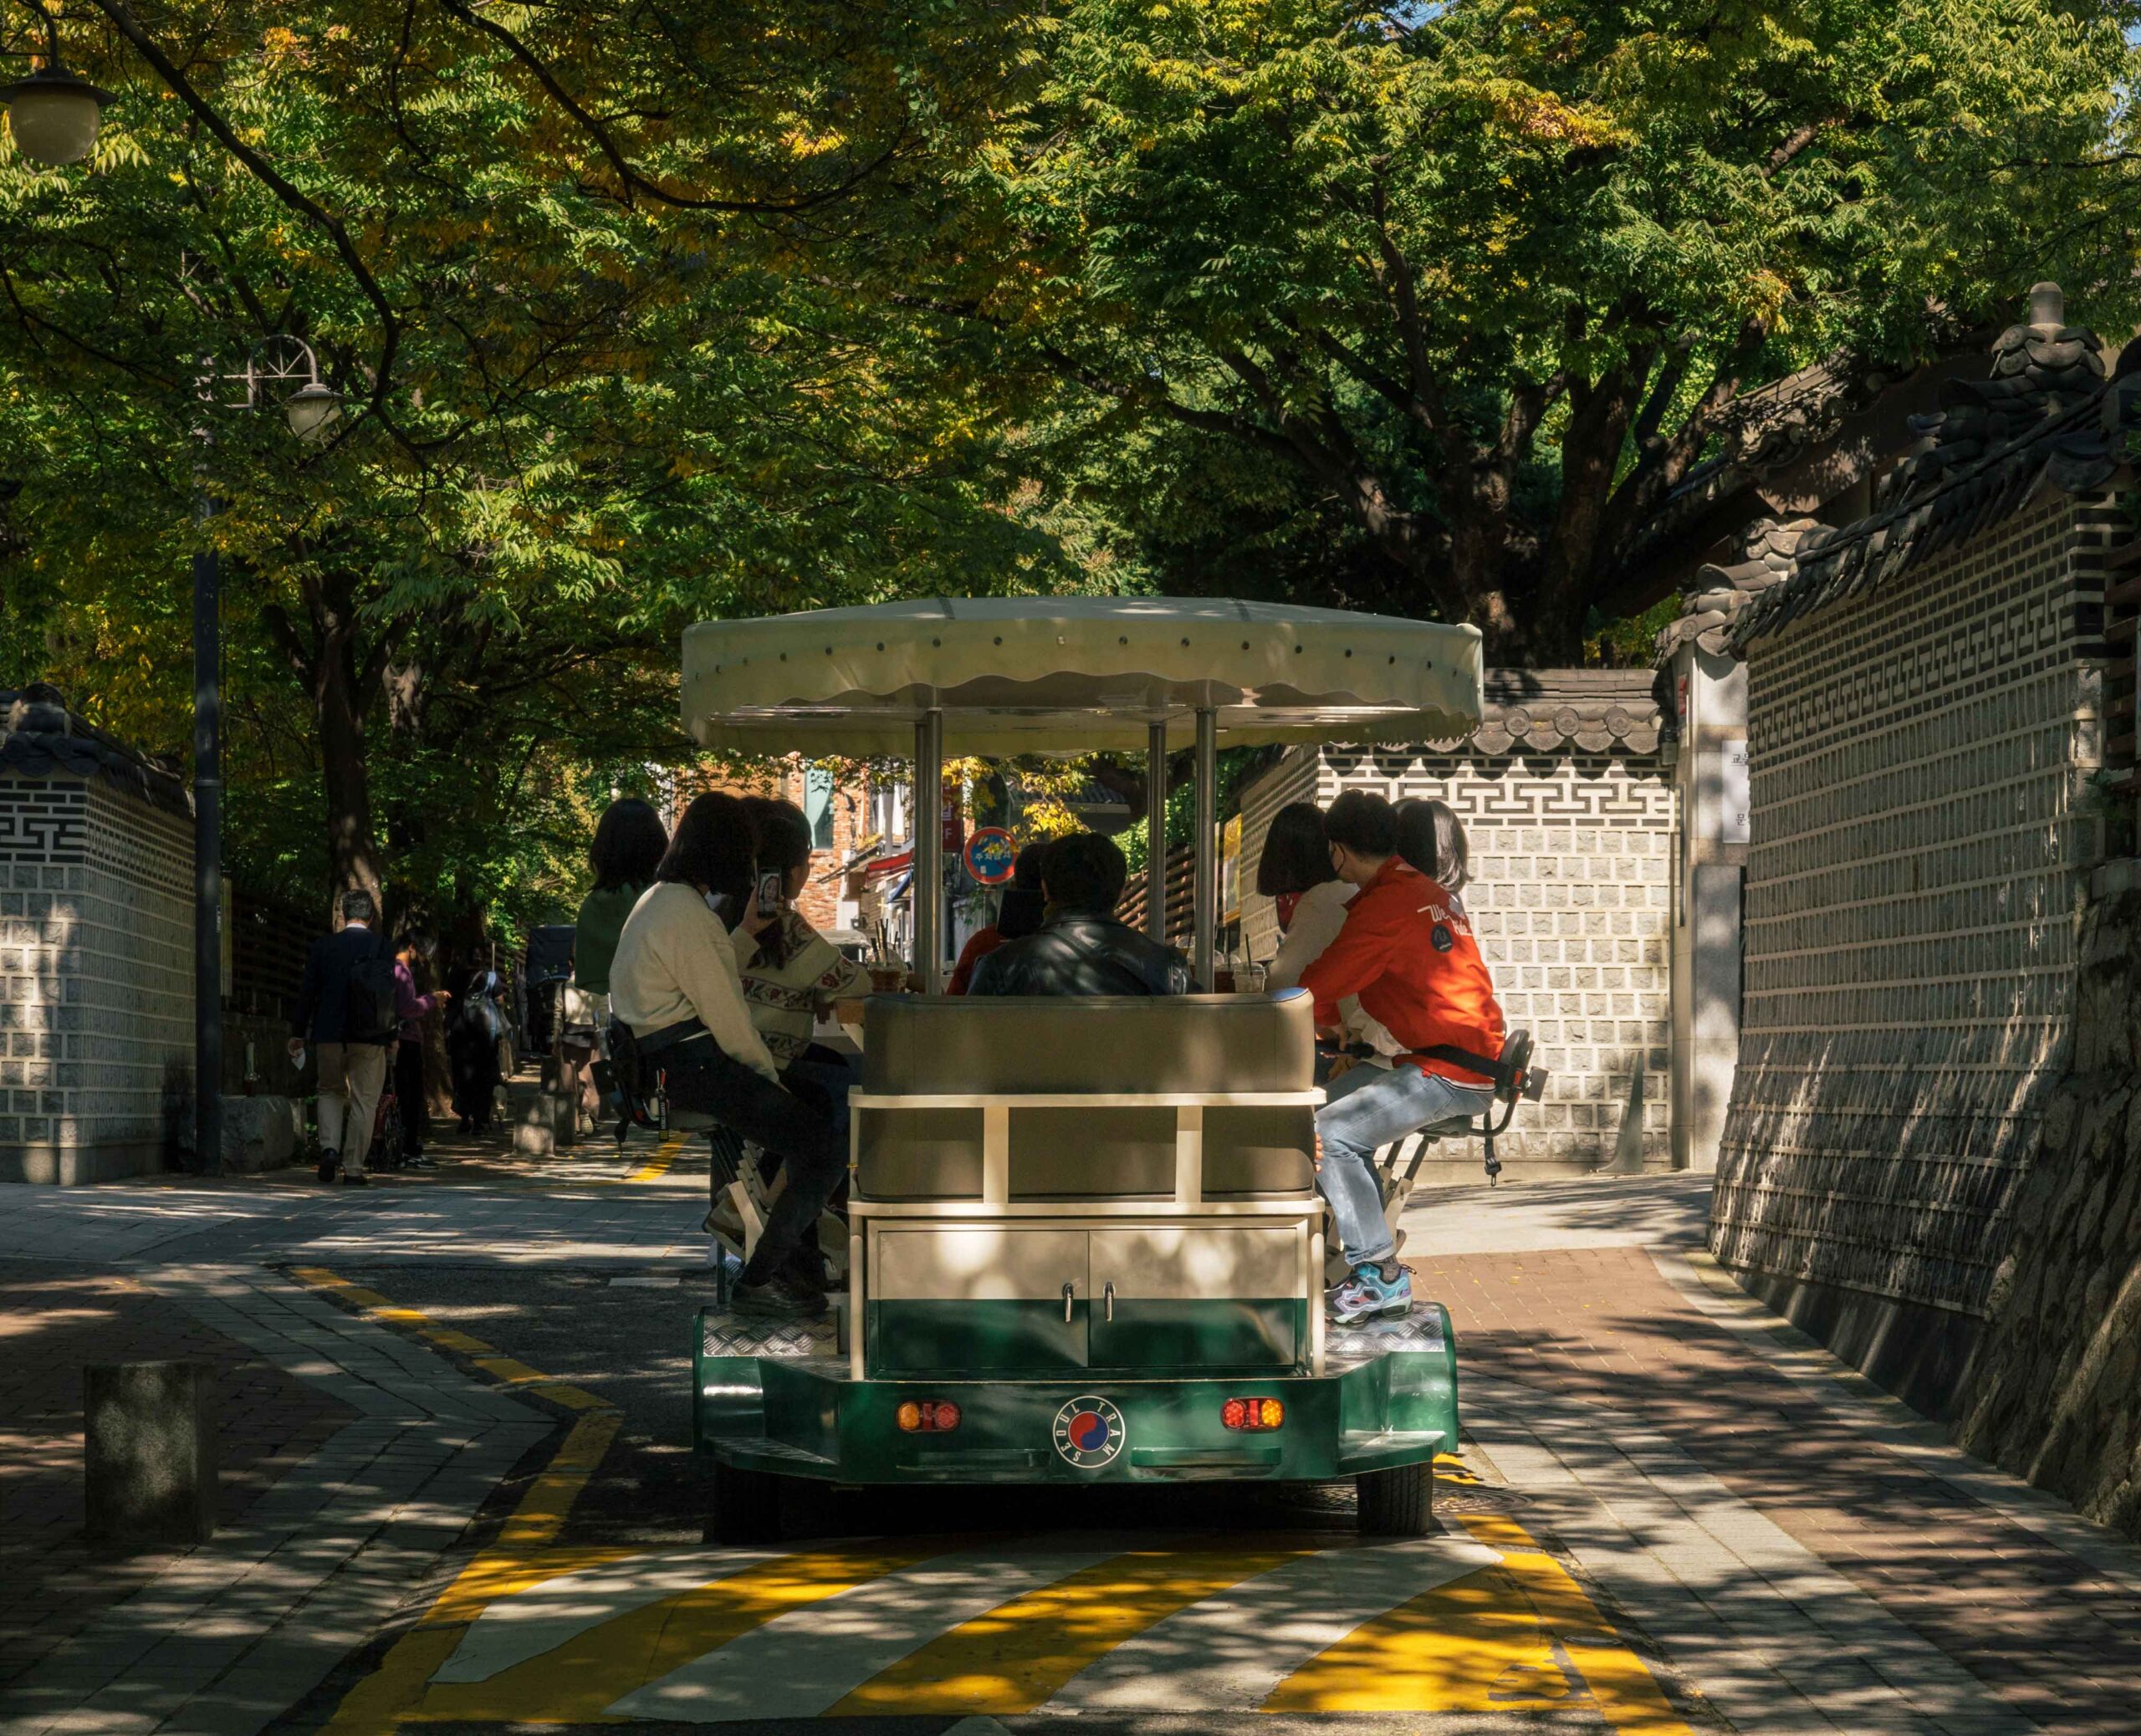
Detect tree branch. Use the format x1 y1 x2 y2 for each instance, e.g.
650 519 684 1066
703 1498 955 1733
84 0 416 458
436 0 907 215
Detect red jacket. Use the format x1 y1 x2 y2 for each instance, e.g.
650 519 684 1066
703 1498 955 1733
1297 858 1505 1084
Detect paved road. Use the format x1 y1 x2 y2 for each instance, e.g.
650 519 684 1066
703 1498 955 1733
3 1139 2138 1736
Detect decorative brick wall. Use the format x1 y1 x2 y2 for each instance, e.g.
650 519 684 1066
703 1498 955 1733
1 773 193 1183
1236 678 1674 1182
1713 493 2113 1403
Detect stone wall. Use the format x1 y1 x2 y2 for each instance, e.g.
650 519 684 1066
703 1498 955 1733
1713 493 2112 1409
1236 672 1674 1182
1 769 194 1182
1952 867 2141 1539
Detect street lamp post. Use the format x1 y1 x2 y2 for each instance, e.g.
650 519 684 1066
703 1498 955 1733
189 340 341 1174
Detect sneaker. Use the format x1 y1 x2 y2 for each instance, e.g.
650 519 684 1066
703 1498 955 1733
316 1149 340 1186
1328 1263 1411 1325
403 1153 437 1171
728 1272 826 1322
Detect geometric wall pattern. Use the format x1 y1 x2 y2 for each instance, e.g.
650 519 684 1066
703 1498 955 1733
1713 494 2112 1319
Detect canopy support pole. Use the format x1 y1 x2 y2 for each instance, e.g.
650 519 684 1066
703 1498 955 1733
914 709 944 993
1146 720 1168 945
1193 706 1218 989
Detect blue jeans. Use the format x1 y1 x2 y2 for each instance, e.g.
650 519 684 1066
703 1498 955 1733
1316 1065 1495 1268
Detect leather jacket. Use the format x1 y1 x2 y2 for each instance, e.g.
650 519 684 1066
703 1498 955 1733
967 907 1192 998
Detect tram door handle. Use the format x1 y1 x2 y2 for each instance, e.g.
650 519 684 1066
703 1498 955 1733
1062 1281 1076 1324
1103 1281 1115 1323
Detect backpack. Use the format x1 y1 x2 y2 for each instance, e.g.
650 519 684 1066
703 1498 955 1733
342 935 401 1044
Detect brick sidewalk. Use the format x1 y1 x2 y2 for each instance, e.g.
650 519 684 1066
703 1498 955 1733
0 1261 355 1693
1414 1244 2141 1735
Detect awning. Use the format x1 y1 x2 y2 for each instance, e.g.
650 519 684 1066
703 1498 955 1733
682 595 1483 756
862 847 913 882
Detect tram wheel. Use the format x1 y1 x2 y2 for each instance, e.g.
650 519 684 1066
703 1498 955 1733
708 1460 783 1545
1355 1459 1434 1536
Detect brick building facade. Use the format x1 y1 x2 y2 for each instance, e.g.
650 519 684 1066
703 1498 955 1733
1 689 194 1183
1234 669 1673 1184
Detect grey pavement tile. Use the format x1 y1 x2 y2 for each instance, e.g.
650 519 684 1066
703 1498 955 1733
1470 1376 2038 1736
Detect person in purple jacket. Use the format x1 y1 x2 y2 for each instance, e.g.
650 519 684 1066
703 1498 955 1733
392 932 452 1169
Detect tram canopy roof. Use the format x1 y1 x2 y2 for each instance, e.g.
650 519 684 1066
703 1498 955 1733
682 596 1484 756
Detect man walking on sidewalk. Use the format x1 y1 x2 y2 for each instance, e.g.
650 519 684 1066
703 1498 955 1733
290 890 399 1187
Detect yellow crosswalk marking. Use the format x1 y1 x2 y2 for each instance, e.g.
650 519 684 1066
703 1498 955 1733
407 1544 958 1724
829 1543 1313 1714
1265 1514 1693 1732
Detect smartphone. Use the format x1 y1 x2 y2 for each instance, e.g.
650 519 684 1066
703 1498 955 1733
755 868 784 919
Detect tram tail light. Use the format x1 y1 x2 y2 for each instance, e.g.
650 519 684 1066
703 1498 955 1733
896 1399 961 1432
1221 1397 1285 1432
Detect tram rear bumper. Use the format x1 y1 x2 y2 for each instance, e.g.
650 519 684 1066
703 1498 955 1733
693 1305 1459 1486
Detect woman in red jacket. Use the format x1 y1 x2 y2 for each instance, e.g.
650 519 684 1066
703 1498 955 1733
1299 791 1505 1325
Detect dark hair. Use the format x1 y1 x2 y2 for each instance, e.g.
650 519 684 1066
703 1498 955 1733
590 798 667 891
1323 789 1399 858
394 929 437 961
1043 831 1128 914
737 796 815 969
339 888 376 923
1255 802 1337 898
656 792 756 908
995 840 1053 940
1396 798 1469 892
746 797 814 876
1012 840 1051 890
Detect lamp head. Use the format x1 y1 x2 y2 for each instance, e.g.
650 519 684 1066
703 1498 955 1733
282 380 344 444
1 64 114 166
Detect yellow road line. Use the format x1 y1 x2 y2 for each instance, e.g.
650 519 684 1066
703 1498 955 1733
626 1131 687 1183
1265 1513 1693 1731
292 1266 612 1412
830 1543 1313 1714
294 1266 626 1736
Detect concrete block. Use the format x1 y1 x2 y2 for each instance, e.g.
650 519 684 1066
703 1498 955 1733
84 1360 218 1545
219 1095 300 1173
512 1090 574 1156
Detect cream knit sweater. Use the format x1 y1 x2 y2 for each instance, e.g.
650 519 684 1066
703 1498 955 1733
607 882 779 1082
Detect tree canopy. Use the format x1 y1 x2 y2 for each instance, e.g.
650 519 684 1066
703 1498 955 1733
3 0 2138 928
0 0 1053 927
932 0 2141 659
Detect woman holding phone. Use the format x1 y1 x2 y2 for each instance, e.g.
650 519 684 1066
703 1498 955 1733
608 793 844 1321
737 797 870 1133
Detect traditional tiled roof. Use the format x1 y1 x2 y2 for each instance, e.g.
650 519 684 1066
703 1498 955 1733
1719 284 2131 648
1653 518 1822 658
0 684 189 814
1405 667 1663 757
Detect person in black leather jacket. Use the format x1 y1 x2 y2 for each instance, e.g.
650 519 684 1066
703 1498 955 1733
968 831 1191 997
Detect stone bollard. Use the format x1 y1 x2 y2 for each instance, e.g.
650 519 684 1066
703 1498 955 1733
513 1090 575 1156
84 1360 218 1546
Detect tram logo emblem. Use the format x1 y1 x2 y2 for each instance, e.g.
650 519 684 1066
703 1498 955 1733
1052 1395 1126 1468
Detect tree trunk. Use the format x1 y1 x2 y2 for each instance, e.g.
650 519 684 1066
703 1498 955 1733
316 646 381 915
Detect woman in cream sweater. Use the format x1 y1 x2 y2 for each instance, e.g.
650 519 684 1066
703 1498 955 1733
608 793 842 1322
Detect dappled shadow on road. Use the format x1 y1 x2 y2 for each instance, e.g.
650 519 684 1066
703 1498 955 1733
1448 1264 2141 1736
1401 1172 1714 1257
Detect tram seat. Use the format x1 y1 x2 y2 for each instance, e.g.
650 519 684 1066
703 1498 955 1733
856 993 1317 1203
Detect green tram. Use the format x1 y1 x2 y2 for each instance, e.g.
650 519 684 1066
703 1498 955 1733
674 597 1488 1541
